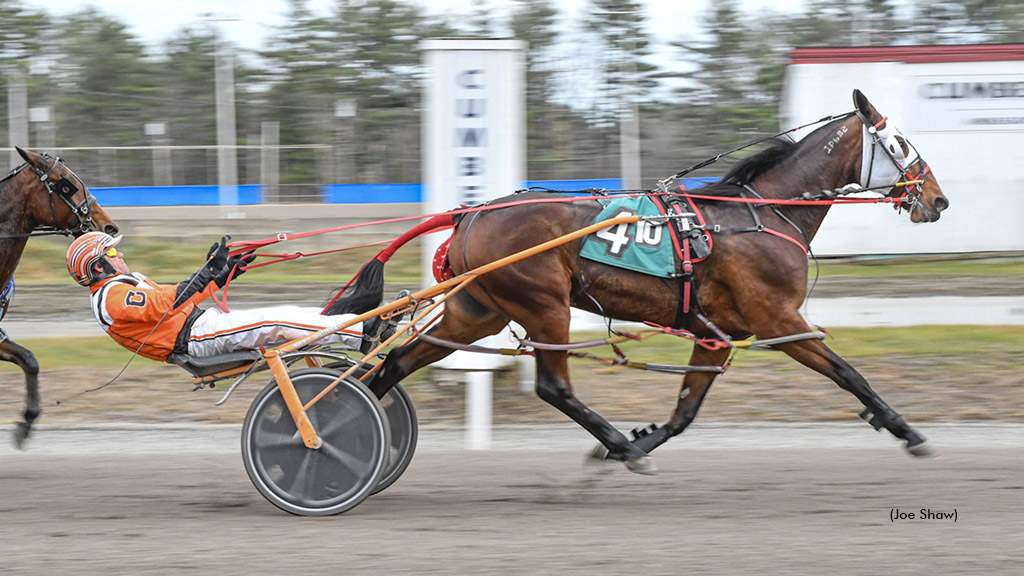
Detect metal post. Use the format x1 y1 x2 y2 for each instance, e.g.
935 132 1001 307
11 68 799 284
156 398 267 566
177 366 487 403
29 107 55 150
620 38 641 190
465 371 493 450
335 99 356 184
261 121 279 203
215 40 239 213
145 122 172 186
517 355 535 392
7 68 28 167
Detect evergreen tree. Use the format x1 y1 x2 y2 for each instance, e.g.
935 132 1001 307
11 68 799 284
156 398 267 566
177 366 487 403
582 0 655 126
0 0 46 70
510 0 564 178
49 8 161 148
0 1 49 154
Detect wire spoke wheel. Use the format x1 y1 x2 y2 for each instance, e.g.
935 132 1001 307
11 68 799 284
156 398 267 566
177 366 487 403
241 368 389 516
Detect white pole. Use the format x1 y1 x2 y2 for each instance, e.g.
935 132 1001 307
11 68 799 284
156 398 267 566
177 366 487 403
215 40 239 214
7 68 28 166
465 371 493 450
517 355 535 393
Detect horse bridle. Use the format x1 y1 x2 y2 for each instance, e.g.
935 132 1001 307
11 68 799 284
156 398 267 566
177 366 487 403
855 111 931 214
0 153 98 239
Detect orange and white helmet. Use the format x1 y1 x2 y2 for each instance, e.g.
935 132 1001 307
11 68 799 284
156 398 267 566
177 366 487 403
66 232 122 286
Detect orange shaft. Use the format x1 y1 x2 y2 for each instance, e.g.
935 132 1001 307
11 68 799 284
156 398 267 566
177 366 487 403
265 349 321 449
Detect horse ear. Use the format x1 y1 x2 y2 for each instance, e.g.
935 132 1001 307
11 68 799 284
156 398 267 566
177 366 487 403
853 89 879 120
15 146 30 163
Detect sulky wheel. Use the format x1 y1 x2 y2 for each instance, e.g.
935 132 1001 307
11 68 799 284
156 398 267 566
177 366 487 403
323 359 419 495
371 383 418 495
241 368 390 516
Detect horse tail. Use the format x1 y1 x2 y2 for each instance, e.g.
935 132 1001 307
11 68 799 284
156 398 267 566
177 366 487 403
323 213 457 315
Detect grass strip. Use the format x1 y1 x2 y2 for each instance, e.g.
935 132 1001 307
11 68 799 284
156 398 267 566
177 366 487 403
5 326 1021 370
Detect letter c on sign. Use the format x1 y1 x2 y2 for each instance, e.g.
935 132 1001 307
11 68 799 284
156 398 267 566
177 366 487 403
458 70 483 89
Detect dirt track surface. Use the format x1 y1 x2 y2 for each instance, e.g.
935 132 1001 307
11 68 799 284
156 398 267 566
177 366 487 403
11 345 1024 427
1 424 1022 575
2 274 1022 573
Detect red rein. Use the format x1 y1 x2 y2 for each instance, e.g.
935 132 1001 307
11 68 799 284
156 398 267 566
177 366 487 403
213 188 907 306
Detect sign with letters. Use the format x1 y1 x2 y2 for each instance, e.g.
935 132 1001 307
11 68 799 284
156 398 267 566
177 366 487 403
782 46 1024 254
909 75 1024 133
421 38 526 370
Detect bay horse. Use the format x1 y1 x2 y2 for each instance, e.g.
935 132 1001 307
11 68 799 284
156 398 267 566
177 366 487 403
2 147 119 447
335 90 949 473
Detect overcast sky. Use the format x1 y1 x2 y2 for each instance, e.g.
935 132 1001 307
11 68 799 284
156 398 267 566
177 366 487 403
21 0 806 54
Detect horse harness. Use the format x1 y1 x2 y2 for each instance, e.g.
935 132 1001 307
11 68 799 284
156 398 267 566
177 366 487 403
0 154 97 342
0 154 98 239
658 111 931 330
0 277 13 343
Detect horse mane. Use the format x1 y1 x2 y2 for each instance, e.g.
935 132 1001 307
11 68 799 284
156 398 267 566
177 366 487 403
0 164 27 185
718 138 798 187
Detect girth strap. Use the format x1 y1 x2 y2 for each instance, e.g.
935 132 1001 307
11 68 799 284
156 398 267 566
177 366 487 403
649 194 712 331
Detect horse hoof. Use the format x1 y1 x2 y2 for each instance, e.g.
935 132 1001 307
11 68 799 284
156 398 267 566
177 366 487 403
906 440 936 458
586 443 610 464
624 456 658 475
11 421 31 450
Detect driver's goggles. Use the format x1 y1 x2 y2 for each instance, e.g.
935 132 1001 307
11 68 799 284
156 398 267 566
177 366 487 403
105 247 119 258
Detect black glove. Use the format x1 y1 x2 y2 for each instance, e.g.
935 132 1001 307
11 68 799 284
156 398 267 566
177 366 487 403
174 266 217 308
213 250 256 288
206 235 231 271
173 235 231 307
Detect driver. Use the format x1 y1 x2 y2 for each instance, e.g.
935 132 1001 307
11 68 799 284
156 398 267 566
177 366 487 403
67 232 379 361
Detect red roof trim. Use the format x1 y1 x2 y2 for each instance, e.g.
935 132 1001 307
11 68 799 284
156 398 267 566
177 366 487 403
790 44 1024 64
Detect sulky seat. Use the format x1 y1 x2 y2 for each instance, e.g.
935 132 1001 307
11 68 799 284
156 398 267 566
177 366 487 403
167 350 264 378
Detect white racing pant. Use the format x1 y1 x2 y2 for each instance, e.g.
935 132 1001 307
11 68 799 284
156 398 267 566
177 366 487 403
187 305 363 357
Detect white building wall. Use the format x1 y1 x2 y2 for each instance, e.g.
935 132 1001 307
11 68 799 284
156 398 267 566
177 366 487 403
781 56 1024 255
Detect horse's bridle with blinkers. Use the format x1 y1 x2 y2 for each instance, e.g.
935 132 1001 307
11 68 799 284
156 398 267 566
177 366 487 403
855 111 931 214
0 153 98 238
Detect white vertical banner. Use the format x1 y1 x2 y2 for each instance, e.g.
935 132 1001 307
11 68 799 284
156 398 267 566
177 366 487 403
421 39 526 371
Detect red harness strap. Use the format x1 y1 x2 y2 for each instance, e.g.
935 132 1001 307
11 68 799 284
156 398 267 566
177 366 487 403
376 213 455 264
432 234 455 283
763 228 808 254
681 238 692 314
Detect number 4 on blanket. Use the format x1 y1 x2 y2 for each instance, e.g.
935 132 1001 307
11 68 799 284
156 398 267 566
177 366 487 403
580 196 676 278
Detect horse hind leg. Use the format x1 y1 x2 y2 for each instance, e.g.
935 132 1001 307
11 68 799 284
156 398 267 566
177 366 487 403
1 336 41 449
369 290 510 399
519 298 657 475
534 347 657 474
775 334 933 457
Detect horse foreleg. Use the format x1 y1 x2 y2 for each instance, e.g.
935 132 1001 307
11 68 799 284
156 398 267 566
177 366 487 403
776 336 933 456
1 336 41 449
534 348 656 474
631 345 731 454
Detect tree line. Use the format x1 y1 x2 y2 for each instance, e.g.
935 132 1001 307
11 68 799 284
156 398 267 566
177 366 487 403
1 0 1020 194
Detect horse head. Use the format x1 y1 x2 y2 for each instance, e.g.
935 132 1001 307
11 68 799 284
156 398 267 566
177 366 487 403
853 89 948 223
15 146 119 236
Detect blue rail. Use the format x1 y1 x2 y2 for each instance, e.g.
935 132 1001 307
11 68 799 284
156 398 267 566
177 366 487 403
93 178 716 207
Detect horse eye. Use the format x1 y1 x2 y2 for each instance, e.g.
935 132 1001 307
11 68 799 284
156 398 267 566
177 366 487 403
55 177 79 196
894 136 910 156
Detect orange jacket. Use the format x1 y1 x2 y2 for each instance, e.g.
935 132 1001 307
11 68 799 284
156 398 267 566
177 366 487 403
90 273 213 361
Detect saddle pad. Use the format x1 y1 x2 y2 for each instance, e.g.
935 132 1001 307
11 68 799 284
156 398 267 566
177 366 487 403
580 196 675 278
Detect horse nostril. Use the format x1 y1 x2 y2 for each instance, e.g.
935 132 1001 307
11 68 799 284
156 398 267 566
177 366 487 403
933 196 949 212
105 225 119 235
